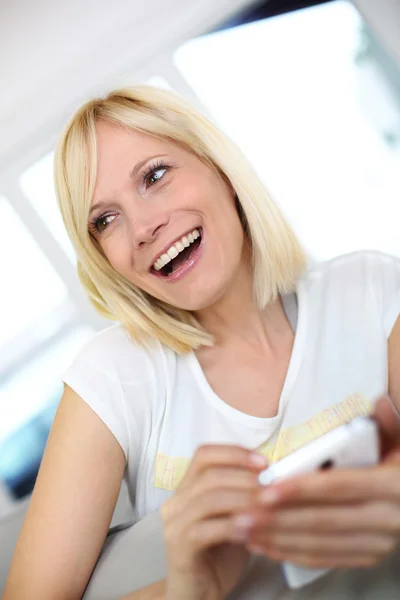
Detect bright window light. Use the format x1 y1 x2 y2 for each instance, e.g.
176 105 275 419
20 152 76 262
146 75 173 90
174 1 400 260
0 196 68 347
0 325 94 443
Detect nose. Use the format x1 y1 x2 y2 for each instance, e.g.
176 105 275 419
132 211 170 249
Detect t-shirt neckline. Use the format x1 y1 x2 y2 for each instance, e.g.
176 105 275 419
186 279 308 430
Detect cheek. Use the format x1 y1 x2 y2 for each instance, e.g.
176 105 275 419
203 182 240 226
213 199 245 251
101 236 133 278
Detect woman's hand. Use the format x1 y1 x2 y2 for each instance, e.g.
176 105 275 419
238 396 400 570
161 444 267 600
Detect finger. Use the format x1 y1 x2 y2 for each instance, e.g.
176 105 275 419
168 467 259 520
181 445 267 487
195 466 261 495
250 546 380 569
178 487 258 527
373 396 400 456
256 464 400 506
384 448 400 465
248 530 397 559
167 467 260 521
188 516 251 550
244 501 400 534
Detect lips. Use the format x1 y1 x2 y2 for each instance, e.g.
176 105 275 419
150 227 204 282
149 227 201 273
152 228 200 271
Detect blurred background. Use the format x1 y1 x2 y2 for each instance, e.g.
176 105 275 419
0 0 399 547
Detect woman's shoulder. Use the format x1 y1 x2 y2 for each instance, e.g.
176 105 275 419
66 324 169 383
62 326 170 463
303 250 400 287
75 323 144 358
301 250 400 333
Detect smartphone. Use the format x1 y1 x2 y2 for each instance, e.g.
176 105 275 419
257 416 380 588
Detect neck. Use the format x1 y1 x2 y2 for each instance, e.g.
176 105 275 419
194 251 287 350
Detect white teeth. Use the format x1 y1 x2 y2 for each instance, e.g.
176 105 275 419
167 246 179 259
152 228 201 272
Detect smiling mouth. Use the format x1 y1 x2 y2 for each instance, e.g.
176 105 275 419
150 228 203 279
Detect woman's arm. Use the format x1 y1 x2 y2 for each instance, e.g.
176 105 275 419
119 581 166 599
2 385 126 600
388 315 400 411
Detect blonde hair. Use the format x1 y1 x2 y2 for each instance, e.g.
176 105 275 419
54 85 306 353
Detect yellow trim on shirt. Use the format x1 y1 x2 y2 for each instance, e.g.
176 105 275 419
154 393 372 490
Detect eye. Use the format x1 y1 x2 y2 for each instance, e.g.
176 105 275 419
143 161 169 187
90 213 116 234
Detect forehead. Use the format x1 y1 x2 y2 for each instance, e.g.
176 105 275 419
93 121 182 202
95 120 176 160
92 120 207 205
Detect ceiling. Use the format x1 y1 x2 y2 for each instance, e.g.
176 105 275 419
0 0 258 169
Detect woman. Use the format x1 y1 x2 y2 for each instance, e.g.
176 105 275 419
3 85 400 600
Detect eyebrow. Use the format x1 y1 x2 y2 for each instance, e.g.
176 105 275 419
88 154 169 217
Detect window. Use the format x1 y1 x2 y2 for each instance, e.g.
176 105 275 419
174 0 400 260
20 152 76 262
146 75 173 90
0 195 69 346
0 195 95 500
0 326 94 499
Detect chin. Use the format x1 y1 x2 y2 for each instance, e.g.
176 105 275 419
162 278 230 312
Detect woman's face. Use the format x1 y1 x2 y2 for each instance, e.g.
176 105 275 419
89 120 246 311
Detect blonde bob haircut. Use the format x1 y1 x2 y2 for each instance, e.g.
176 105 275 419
55 85 306 353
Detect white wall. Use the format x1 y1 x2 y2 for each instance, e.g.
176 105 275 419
0 0 260 170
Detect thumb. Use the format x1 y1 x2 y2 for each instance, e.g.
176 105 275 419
372 395 400 456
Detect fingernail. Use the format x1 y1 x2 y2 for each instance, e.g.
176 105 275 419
233 514 255 531
249 452 268 467
231 528 250 542
232 514 255 542
249 544 265 556
260 487 280 504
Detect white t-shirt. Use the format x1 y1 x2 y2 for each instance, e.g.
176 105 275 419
63 250 400 516
63 250 400 591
